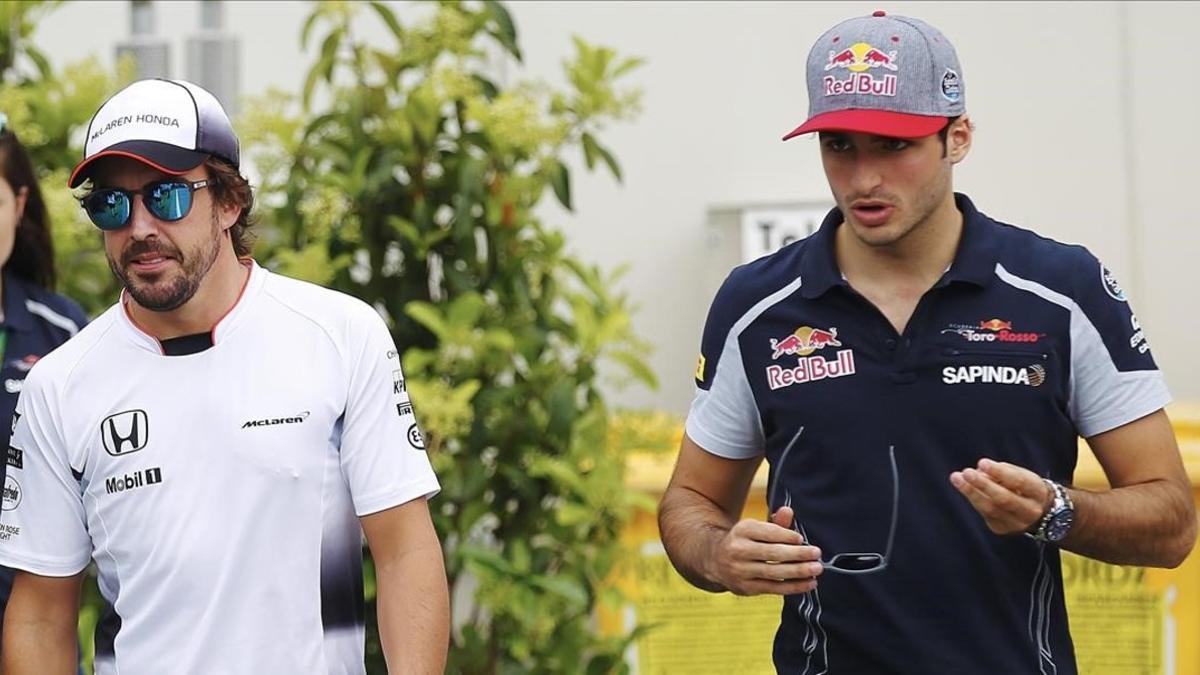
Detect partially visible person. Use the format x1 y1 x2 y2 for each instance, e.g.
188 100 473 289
0 112 88 650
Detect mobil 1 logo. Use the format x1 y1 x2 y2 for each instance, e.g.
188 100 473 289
105 467 163 495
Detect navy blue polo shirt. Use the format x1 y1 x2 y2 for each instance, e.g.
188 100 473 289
0 269 87 637
686 193 1169 674
1 271 88 437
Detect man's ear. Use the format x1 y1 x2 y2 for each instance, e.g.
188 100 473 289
947 115 973 164
217 197 241 232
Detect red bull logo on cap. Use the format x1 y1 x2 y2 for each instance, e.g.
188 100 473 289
770 326 843 359
823 42 899 98
824 43 899 72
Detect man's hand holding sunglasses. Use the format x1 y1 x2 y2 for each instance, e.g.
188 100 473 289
706 506 825 596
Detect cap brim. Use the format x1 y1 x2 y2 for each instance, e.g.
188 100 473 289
68 140 207 188
782 110 950 141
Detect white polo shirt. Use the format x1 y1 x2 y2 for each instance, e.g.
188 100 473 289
0 261 439 674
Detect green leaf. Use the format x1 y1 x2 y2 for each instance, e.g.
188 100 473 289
610 349 657 388
25 46 51 79
460 544 516 577
530 574 588 609
446 292 486 329
527 455 586 494
366 1 404 44
593 139 623 182
581 132 599 170
549 160 572 211
405 301 449 339
299 8 321 50
612 55 646 79
509 539 531 573
471 74 499 99
318 29 341 81
483 0 523 62
302 53 333 110
554 502 594 527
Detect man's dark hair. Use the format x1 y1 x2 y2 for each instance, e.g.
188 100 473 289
0 128 57 289
938 116 965 157
204 157 256 257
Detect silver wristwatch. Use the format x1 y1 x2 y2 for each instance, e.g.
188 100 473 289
1026 479 1074 543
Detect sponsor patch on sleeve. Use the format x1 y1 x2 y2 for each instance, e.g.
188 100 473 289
1101 262 1127 302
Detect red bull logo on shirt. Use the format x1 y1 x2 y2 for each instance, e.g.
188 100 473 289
767 326 854 389
823 42 899 97
767 349 856 391
770 326 842 359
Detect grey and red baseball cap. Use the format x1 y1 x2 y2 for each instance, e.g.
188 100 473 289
69 78 240 187
783 10 965 140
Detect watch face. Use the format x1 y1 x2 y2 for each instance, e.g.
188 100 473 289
1046 511 1074 542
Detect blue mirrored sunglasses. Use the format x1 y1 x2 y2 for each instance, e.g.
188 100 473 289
80 179 209 231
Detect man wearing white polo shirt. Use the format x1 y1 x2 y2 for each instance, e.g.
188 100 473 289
0 79 449 674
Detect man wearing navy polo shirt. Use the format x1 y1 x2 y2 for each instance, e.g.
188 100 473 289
658 11 1196 674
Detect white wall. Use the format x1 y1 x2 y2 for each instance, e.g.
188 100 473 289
33 1 1200 416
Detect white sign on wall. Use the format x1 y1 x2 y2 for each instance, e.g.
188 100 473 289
738 204 830 263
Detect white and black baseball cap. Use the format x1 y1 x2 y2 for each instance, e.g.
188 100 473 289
69 78 240 187
783 11 965 140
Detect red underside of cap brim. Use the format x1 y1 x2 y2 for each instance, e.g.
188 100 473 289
783 110 950 141
68 145 205 188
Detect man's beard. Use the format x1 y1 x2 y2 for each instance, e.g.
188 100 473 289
109 218 223 312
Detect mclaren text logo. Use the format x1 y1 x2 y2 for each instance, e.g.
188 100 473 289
101 410 149 457
242 411 310 429
105 467 163 495
943 364 1046 386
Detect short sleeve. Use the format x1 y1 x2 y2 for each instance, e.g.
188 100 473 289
1067 253 1171 438
685 272 768 459
0 372 91 576
338 306 440 516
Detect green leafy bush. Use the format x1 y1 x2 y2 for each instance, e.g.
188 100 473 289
242 2 653 672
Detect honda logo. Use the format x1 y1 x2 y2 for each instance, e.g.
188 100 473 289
101 410 149 457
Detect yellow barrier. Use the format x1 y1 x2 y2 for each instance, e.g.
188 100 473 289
604 403 1200 674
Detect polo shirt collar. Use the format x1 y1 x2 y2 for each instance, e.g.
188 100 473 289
798 192 997 300
797 207 845 300
941 193 998 288
1 270 35 332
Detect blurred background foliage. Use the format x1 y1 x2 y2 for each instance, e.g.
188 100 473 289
2 0 670 673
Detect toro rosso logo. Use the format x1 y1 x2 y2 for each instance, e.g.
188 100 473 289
942 319 1044 344
823 42 899 97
